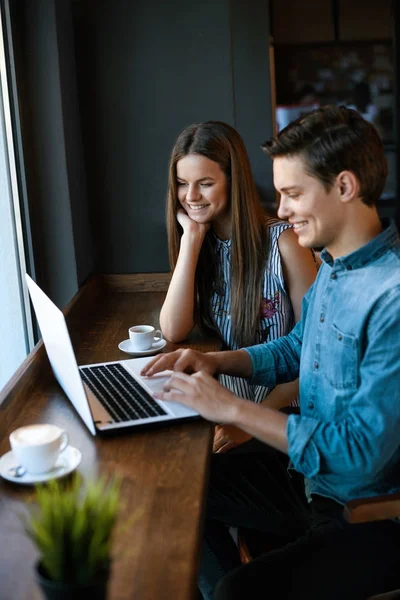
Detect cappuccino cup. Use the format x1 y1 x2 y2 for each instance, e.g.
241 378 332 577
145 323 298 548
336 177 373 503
129 325 163 351
9 424 69 474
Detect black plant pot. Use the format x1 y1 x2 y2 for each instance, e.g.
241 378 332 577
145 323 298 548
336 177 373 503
35 562 110 600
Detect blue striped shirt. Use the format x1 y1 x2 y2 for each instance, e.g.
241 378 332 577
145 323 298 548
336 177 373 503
211 219 296 404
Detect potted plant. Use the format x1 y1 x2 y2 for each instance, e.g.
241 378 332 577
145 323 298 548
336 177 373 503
24 473 121 600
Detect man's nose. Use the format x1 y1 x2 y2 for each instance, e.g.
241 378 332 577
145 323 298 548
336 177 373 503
277 196 290 220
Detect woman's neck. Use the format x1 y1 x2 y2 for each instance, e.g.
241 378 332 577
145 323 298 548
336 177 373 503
212 218 232 241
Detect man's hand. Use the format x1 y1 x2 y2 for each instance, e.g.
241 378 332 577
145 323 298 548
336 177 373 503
213 424 252 453
155 370 242 424
140 348 218 377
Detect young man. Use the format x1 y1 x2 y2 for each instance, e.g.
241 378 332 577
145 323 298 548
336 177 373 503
142 105 400 599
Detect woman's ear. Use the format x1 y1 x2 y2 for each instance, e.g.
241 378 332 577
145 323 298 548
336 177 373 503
337 170 359 204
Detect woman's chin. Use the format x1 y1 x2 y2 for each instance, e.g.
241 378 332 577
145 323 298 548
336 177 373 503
188 213 210 223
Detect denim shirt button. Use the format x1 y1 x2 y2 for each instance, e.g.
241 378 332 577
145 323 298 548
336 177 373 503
337 334 343 341
308 401 314 410
331 273 337 280
320 314 325 322
314 361 319 369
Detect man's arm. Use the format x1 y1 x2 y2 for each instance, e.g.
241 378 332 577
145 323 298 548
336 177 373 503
212 380 299 453
287 286 400 481
141 348 253 378
208 349 253 378
142 316 305 385
244 316 304 387
146 288 310 456
158 369 290 454
230 397 289 453
159 285 400 468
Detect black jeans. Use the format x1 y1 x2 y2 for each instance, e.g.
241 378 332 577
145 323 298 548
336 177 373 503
199 439 400 600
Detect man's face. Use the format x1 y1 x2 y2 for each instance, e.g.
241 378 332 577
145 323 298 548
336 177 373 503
274 155 345 254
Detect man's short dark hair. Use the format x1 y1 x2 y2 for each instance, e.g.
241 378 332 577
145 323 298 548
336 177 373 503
262 105 388 206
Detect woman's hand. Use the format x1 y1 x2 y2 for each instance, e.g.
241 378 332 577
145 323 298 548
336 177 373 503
158 210 210 343
177 209 210 238
213 424 252 453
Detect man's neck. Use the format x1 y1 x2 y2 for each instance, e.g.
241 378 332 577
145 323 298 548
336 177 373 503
327 205 383 259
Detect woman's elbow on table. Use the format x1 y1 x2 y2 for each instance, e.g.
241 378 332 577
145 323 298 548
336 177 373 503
160 321 194 344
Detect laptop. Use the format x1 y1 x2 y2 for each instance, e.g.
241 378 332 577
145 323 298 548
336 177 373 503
25 274 200 435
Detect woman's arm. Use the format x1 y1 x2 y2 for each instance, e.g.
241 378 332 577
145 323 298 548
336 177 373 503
264 228 317 408
277 227 317 321
213 228 315 452
159 211 209 342
261 379 299 410
261 228 316 408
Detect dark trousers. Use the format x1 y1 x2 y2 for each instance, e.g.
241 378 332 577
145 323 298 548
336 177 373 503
199 439 400 600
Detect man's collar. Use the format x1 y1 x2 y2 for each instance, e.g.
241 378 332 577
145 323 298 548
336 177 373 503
320 219 399 270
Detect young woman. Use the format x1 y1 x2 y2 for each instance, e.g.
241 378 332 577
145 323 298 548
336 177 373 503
161 121 317 452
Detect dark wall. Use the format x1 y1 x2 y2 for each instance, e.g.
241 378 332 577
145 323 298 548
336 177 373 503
9 0 93 307
231 0 275 202
75 0 274 273
10 0 274 299
55 0 93 286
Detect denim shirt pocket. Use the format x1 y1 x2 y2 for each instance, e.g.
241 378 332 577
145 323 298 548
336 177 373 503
323 323 359 390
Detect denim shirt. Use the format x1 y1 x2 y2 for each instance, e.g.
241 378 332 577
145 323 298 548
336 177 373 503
245 220 400 505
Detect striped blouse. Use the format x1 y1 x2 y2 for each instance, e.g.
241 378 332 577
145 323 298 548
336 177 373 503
211 218 296 404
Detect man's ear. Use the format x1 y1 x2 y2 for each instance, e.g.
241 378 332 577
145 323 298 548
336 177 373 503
337 170 359 203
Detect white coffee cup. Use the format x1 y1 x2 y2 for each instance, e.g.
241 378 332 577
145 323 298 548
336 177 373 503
9 424 69 474
129 325 163 351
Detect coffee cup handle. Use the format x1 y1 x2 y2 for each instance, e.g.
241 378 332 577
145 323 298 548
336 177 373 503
59 431 69 453
153 329 163 342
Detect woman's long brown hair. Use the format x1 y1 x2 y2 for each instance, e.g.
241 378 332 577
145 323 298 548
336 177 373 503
166 121 269 348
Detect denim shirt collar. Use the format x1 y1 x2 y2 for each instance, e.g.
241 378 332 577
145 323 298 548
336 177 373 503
320 219 399 271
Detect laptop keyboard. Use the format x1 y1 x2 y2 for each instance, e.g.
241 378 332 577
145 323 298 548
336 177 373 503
80 363 166 422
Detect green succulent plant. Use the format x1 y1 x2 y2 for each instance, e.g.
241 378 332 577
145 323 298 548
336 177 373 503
24 473 121 584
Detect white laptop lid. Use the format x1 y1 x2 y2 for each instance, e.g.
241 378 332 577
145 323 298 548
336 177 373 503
25 275 199 436
26 274 96 434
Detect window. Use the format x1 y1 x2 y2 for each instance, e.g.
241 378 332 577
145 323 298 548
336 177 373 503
0 4 33 392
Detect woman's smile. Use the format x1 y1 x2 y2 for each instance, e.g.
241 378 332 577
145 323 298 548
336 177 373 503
186 203 210 212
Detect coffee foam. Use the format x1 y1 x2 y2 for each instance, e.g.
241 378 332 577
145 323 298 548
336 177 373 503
12 424 60 446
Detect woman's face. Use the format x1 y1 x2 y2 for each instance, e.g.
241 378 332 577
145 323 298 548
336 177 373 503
176 154 230 230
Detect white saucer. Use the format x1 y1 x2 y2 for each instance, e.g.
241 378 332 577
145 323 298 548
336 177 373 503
118 337 167 356
0 445 82 485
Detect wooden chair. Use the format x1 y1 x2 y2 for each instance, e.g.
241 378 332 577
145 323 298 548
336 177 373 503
344 492 400 525
238 492 400 598
345 493 400 600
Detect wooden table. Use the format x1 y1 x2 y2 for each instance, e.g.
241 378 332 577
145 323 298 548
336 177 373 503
0 275 216 600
